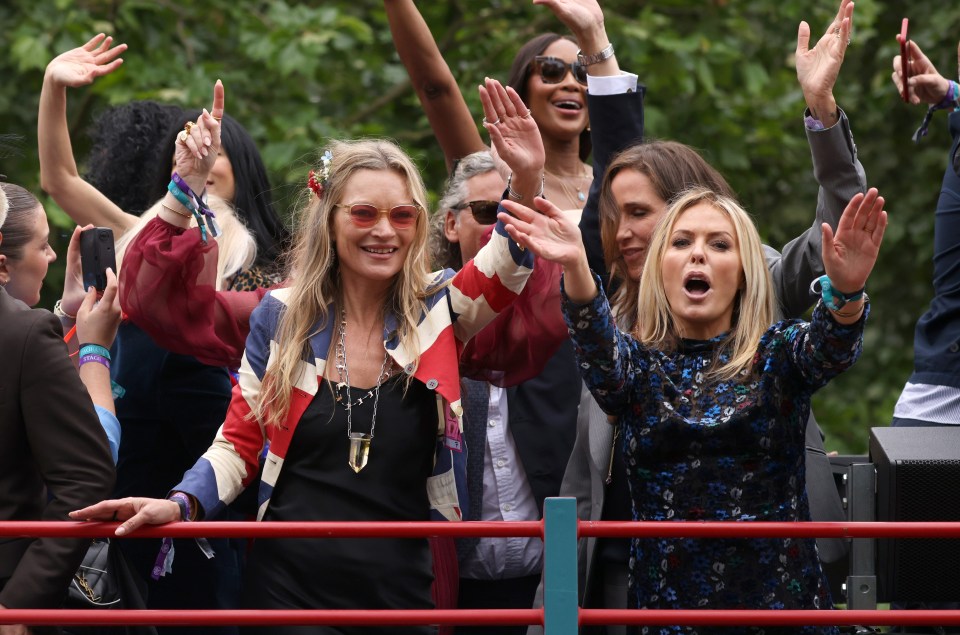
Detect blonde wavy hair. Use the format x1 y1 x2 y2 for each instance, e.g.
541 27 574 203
255 139 432 428
637 188 776 381
598 141 736 331
115 196 257 291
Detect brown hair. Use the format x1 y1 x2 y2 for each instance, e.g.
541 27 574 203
598 141 736 329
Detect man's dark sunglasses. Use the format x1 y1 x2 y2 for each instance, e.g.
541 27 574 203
455 200 501 224
532 56 588 86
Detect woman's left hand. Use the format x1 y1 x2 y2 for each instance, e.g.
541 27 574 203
821 187 887 294
173 80 224 191
479 77 545 181
60 224 93 317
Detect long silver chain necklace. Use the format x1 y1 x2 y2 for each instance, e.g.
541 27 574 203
334 308 391 473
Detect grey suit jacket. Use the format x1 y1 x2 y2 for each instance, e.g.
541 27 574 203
528 89 866 633
0 289 115 608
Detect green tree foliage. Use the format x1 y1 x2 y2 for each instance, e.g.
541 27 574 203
1 0 958 451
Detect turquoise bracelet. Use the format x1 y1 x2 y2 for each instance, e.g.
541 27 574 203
167 181 196 212
78 343 112 360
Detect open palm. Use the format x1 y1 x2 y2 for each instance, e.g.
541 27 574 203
822 188 887 294
45 33 126 88
795 0 853 104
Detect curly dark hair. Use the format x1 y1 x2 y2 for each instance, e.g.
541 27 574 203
85 101 186 216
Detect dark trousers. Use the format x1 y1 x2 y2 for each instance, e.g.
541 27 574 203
456 574 541 635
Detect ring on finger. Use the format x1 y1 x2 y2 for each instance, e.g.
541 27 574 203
184 121 195 135
521 109 532 119
482 116 500 126
177 130 189 144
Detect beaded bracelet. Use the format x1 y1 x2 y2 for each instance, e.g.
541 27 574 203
79 343 112 360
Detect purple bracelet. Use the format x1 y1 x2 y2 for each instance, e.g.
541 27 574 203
78 353 111 370
171 172 197 201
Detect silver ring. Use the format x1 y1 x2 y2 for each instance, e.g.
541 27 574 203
177 130 189 144
521 109 532 119
482 117 500 126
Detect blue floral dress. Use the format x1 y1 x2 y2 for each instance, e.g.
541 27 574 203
563 279 867 635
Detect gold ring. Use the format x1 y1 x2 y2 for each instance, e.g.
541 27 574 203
184 121 195 135
177 130 189 144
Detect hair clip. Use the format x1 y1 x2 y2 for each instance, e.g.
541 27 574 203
307 150 335 199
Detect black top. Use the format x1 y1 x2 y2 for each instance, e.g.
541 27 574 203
244 375 438 634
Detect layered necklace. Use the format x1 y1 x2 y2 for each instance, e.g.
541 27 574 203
334 309 392 473
545 165 591 208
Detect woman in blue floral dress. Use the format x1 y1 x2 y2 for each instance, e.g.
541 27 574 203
500 186 887 634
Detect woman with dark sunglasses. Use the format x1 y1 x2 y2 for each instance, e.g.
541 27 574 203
384 0 603 212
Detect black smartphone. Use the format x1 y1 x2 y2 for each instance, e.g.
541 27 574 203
899 18 910 102
80 227 116 292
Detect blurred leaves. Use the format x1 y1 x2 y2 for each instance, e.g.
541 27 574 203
2 0 959 451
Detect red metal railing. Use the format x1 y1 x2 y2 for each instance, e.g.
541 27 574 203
2 517 960 630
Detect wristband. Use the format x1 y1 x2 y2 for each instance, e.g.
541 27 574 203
79 344 112 360
78 354 110 370
167 180 197 212
169 492 192 522
810 275 864 312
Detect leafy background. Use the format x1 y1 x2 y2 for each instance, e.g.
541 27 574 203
1 0 958 453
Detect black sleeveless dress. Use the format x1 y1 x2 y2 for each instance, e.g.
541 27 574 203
242 374 437 635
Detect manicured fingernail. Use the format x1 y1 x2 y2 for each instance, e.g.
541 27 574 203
116 526 127 536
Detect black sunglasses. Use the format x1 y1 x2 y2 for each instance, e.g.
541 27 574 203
532 56 588 86
455 200 500 225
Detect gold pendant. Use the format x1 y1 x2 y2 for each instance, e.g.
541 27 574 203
348 432 372 473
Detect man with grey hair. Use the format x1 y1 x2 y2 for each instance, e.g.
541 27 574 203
0 184 7 227
433 151 581 634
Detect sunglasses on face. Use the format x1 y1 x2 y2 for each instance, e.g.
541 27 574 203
334 203 422 229
454 200 501 225
532 56 588 86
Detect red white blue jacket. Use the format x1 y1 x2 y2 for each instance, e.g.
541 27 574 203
174 219 533 522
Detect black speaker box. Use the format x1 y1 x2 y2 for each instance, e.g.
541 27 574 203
870 426 960 602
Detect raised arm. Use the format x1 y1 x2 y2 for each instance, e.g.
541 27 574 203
120 81 272 369
767 0 867 319
536 0 642 285
38 34 136 237
384 0 485 170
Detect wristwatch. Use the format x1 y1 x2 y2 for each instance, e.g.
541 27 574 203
577 43 615 67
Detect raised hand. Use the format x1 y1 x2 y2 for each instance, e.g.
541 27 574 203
69 496 181 537
479 77 545 195
76 268 122 350
821 187 887 295
892 39 953 106
796 0 854 122
173 80 224 189
500 197 585 267
534 0 604 43
44 33 126 88
59 224 92 317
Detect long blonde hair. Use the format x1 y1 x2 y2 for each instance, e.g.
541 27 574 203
598 141 737 331
116 196 256 291
636 188 776 381
255 139 432 428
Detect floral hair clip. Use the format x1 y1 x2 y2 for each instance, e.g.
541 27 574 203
307 150 334 199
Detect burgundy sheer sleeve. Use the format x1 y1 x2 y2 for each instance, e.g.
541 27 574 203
459 228 568 386
119 217 274 369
